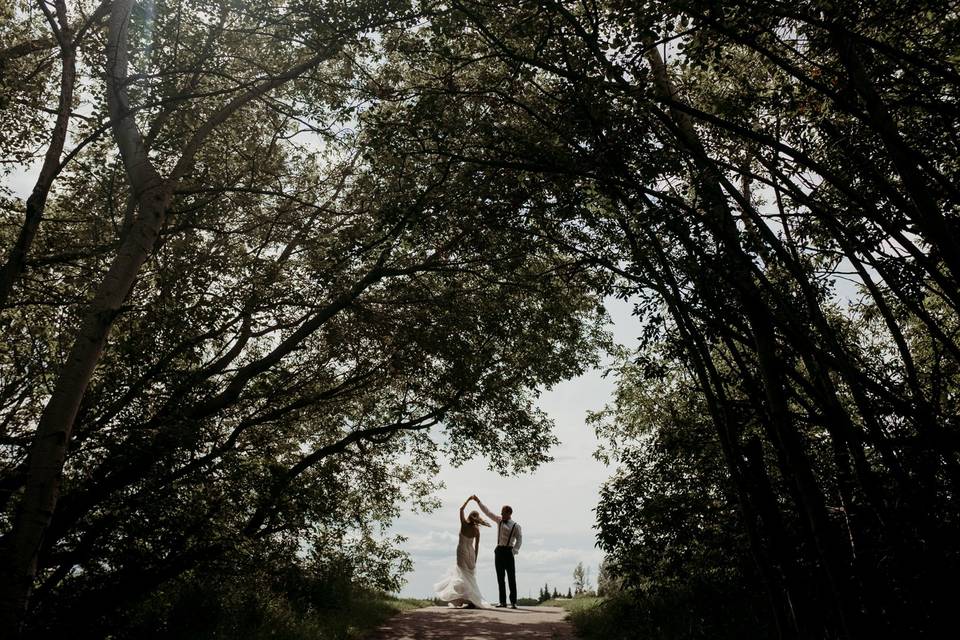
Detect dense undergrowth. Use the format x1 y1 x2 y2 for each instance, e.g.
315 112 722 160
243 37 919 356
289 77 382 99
42 562 429 640
550 588 771 640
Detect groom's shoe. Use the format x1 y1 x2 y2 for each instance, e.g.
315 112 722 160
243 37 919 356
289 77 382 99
494 603 507 608
511 604 518 610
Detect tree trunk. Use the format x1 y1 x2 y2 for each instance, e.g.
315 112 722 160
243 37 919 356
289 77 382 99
0 0 331 627
0 2 172 632
831 30 960 281
0 2 75 307
644 45 862 638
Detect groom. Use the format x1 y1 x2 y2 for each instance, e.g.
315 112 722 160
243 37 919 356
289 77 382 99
473 495 523 609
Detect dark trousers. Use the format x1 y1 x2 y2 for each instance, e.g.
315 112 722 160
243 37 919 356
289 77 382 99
494 546 517 605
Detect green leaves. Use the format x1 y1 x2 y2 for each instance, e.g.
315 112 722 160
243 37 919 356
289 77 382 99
0 1 609 633
3 0 959 635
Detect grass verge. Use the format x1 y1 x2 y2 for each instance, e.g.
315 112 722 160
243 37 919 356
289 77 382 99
541 596 625 639
542 589 775 640
541 596 604 614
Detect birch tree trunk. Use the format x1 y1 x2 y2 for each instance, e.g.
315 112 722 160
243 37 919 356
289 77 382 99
0 1 172 632
0 0 76 306
0 0 337 624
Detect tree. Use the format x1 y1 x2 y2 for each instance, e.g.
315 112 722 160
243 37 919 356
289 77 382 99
4 0 960 637
0 0 109 306
0 1 608 635
573 561 591 595
593 348 776 634
364 1 960 636
1 1 416 631
596 558 621 598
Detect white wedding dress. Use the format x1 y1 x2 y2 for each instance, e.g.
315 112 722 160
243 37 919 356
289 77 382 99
433 532 488 607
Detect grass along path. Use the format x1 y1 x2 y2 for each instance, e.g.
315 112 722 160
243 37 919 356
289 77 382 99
540 597 604 614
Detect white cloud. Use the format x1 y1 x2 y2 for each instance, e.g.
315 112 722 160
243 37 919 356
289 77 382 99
520 546 602 571
402 530 459 554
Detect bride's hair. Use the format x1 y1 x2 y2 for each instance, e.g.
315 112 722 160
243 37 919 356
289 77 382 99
468 510 491 527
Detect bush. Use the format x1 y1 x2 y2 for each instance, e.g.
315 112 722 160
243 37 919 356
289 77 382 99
26 558 427 640
562 587 773 640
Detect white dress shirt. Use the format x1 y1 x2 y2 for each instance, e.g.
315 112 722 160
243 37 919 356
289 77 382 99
477 500 522 554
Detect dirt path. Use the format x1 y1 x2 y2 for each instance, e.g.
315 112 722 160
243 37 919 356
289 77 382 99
366 605 576 639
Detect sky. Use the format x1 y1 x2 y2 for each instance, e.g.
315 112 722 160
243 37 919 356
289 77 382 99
392 297 639 600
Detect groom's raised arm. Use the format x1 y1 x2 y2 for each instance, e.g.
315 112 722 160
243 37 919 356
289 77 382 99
475 496 501 523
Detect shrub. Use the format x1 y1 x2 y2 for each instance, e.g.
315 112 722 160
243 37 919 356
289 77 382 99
565 586 773 640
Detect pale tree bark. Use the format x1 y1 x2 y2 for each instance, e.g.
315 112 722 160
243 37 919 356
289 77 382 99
0 0 75 307
0 0 334 633
0 1 110 307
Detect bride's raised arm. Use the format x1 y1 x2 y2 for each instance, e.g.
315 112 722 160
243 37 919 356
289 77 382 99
459 497 471 524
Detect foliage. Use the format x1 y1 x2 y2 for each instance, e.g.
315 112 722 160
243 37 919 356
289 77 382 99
361 1 960 637
562 590 768 640
0 0 606 635
595 558 621 597
3 0 960 637
572 561 591 595
592 351 776 638
113 569 430 640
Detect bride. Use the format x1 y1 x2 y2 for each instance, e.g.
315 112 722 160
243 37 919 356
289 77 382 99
433 496 490 608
